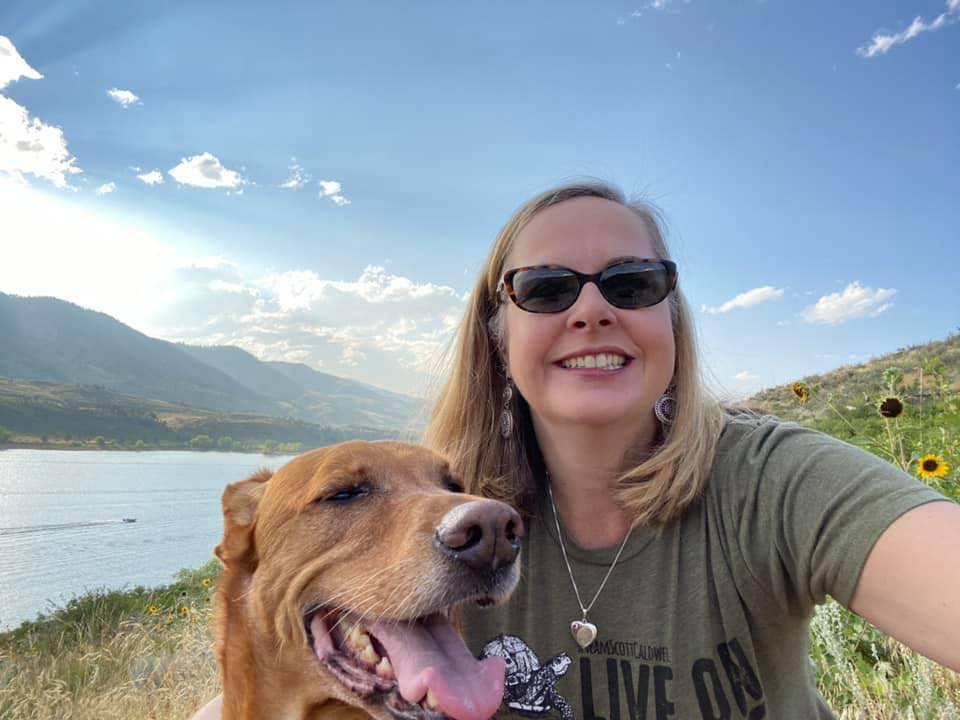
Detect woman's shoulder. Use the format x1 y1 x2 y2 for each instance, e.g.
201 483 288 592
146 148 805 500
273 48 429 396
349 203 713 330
710 408 844 483
715 408 796 455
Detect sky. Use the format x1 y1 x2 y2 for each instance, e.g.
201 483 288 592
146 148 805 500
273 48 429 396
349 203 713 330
1 0 957 400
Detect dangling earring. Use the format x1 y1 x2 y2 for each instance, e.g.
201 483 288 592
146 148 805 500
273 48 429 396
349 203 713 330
499 380 515 438
654 391 676 426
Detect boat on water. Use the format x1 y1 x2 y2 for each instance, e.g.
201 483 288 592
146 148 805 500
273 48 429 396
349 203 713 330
121 518 137 523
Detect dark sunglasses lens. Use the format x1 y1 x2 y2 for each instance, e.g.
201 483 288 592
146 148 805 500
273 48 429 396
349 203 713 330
600 263 671 308
512 269 581 312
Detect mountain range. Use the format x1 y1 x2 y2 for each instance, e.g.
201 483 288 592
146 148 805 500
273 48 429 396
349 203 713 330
0 292 424 433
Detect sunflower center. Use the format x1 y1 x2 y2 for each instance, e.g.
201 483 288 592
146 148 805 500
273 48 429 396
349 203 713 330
923 459 939 472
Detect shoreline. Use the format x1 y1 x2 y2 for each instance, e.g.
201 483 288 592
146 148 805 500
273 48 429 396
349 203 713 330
0 442 300 455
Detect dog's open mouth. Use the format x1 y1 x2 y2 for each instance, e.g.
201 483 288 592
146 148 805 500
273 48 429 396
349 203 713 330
306 608 505 720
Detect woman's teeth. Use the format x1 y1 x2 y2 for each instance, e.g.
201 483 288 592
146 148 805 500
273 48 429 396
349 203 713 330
560 353 626 370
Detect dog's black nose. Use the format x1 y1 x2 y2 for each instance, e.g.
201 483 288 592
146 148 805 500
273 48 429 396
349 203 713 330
435 500 523 572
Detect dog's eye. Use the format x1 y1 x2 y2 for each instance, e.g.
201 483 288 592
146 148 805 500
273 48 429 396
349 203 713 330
443 476 464 493
324 485 370 503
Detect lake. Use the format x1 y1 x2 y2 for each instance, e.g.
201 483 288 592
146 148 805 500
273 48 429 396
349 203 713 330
0 449 296 631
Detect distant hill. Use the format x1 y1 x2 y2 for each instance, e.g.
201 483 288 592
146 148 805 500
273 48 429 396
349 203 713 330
0 293 422 431
747 332 959 426
0 377 400 447
181 347 423 430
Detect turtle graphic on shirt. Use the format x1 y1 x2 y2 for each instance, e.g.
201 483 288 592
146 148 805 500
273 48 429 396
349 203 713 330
481 634 573 720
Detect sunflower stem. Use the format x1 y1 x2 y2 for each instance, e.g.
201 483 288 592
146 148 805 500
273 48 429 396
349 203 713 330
919 367 924 450
895 418 907 470
884 420 906 472
824 398 859 436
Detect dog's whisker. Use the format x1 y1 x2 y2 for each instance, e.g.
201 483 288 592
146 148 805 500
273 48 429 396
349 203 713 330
317 555 421 610
315 556 423 624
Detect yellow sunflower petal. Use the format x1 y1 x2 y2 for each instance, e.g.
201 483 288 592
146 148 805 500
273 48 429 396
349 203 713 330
917 453 950 480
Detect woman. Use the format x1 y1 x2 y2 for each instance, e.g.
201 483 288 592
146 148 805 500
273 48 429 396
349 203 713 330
425 181 959 718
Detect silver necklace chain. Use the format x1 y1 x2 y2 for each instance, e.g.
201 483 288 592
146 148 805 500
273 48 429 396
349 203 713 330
547 481 636 619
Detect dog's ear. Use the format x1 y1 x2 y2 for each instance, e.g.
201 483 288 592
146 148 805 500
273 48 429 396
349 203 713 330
215 468 271 570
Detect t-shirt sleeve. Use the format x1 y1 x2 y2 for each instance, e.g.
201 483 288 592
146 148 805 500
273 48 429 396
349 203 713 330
716 415 948 614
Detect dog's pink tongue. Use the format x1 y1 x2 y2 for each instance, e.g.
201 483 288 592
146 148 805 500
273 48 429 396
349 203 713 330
368 615 505 720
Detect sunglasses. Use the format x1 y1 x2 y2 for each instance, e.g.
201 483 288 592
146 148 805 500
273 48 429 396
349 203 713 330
499 259 677 313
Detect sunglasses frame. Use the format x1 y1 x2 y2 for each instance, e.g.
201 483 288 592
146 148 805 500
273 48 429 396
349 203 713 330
498 258 678 313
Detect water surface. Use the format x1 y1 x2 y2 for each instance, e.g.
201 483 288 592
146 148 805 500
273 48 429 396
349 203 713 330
0 449 294 630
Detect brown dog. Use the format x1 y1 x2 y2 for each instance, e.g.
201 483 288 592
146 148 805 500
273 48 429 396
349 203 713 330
214 440 523 720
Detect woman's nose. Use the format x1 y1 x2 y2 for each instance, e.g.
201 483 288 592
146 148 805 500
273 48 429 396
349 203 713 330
567 281 615 329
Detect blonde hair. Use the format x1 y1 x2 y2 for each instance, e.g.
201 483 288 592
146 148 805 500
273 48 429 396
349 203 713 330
424 181 726 527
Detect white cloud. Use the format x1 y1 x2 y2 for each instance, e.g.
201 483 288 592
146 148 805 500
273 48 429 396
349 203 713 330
734 371 757 382
152 264 463 395
319 178 351 206
106 88 140 107
801 282 897 325
857 1 959 57
0 35 43 89
701 286 784 314
0 36 81 189
95 182 116 195
168 152 245 189
280 159 309 189
0 95 82 188
137 169 164 185
266 265 457 312
319 179 342 196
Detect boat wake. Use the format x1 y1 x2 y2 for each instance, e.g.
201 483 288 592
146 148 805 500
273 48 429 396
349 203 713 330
0 519 136 537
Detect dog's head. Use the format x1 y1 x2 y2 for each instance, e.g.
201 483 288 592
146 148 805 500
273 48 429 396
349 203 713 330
215 440 522 720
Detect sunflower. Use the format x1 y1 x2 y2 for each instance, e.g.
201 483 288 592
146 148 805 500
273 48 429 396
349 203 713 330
791 382 810 406
148 605 160 615
916 454 949 480
179 606 191 616
201 578 212 588
878 397 903 419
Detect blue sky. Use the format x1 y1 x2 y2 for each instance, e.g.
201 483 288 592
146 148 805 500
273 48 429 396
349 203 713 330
1 0 957 398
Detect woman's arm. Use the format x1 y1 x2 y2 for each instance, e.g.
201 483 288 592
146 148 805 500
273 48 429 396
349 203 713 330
189 694 222 720
849 500 960 670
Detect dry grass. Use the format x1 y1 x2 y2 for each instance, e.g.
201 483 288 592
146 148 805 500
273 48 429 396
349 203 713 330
0 607 219 720
812 599 960 719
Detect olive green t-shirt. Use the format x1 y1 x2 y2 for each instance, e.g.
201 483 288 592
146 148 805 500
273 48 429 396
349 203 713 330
462 414 947 720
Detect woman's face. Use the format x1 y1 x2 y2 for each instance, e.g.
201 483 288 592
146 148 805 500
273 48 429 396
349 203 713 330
500 197 676 434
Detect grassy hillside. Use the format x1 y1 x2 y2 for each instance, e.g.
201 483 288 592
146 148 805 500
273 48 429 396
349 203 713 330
0 563 221 719
0 377 406 451
747 332 959 495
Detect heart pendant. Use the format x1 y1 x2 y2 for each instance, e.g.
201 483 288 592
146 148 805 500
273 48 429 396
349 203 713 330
571 620 598 648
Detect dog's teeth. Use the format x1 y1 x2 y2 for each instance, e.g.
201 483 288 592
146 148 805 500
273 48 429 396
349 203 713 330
425 689 440 711
347 623 369 647
376 655 395 679
360 641 380 665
